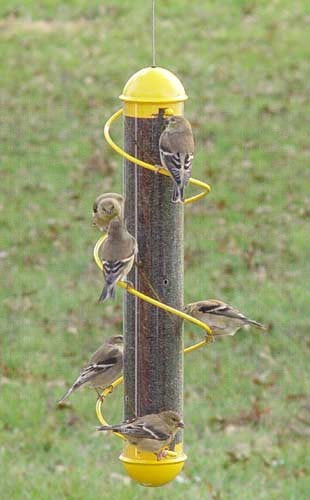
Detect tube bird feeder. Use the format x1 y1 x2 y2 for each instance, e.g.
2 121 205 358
93 66 211 487
120 67 187 486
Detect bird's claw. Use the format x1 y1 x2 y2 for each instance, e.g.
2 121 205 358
96 384 114 402
156 449 169 461
106 384 114 395
95 388 104 402
125 280 134 290
206 334 215 344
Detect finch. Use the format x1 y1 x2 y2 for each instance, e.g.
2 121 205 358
92 193 124 231
159 115 194 203
184 299 266 337
58 335 123 403
98 218 137 303
97 410 184 460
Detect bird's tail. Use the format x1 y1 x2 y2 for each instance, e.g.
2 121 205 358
247 319 266 330
57 375 84 404
58 386 74 405
172 183 184 203
97 425 120 432
98 281 116 303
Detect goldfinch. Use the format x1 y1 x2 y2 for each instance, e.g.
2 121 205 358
97 410 184 460
92 193 124 231
184 299 266 337
159 115 194 203
58 335 123 403
98 218 137 303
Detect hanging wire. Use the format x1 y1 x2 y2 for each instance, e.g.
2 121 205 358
152 0 156 67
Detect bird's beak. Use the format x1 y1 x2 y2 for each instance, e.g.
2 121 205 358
177 421 185 429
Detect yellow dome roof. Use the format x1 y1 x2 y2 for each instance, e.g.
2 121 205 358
119 67 187 103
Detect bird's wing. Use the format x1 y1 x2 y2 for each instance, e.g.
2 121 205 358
160 150 193 186
77 359 118 384
159 130 171 152
121 234 137 256
102 255 133 277
90 347 121 365
117 421 170 441
58 349 121 404
198 301 246 321
58 359 117 400
161 150 193 167
159 131 193 173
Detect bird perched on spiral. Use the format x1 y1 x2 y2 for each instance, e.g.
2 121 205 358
92 192 124 231
98 218 137 303
97 410 184 460
159 115 194 203
184 299 266 337
58 335 123 404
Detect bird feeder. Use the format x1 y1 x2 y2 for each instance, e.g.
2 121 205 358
121 66 187 486
93 66 212 487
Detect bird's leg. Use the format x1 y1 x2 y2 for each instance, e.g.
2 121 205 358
95 384 114 402
95 388 104 402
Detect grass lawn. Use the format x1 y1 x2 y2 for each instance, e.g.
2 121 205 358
0 1 309 498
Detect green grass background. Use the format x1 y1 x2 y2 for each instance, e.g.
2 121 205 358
0 1 309 498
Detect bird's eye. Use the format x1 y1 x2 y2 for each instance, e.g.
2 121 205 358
169 117 176 124
93 205 98 213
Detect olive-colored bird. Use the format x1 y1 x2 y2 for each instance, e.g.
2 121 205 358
184 299 266 337
98 218 137 303
92 193 124 231
159 115 194 203
97 410 184 460
58 335 123 403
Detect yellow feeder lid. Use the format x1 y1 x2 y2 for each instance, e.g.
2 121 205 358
119 66 188 103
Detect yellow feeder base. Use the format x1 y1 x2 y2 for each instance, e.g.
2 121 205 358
119 443 187 487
